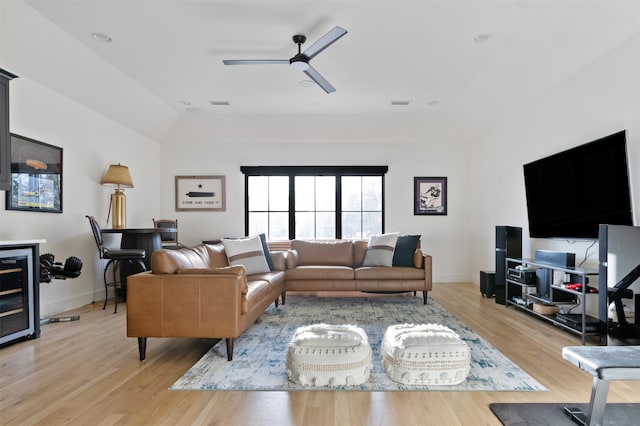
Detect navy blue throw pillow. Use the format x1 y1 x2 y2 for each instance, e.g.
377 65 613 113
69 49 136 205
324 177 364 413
392 235 421 267
258 233 275 271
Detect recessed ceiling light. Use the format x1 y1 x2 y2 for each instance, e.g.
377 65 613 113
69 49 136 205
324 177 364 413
428 100 440 106
298 80 315 88
210 101 230 106
391 100 411 106
92 32 112 43
474 34 490 43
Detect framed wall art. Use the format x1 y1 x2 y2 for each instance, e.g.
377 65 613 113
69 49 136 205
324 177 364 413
175 175 226 211
414 176 447 216
5 133 63 213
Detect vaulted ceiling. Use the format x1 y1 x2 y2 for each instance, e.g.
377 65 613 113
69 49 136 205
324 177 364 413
8 1 640 140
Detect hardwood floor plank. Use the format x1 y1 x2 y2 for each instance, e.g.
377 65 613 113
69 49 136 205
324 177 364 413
1 283 638 425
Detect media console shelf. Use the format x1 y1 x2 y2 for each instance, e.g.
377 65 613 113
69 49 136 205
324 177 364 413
505 257 601 344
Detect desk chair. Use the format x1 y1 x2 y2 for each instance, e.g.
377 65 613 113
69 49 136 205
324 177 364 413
152 218 184 249
86 215 146 313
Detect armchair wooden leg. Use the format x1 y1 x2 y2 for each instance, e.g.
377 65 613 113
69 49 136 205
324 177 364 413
281 291 286 305
226 338 234 361
137 337 147 361
423 291 428 304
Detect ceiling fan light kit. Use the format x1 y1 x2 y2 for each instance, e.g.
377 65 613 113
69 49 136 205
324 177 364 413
223 26 347 93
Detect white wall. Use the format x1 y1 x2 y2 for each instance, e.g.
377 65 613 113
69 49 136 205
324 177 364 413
0 78 162 316
2 1 639 317
467 30 640 283
0 1 166 316
159 112 471 282
161 31 640 287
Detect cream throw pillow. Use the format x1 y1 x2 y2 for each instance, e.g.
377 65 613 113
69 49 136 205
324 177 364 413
362 233 399 267
221 236 270 275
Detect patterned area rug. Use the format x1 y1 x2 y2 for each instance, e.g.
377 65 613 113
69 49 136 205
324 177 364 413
170 295 546 391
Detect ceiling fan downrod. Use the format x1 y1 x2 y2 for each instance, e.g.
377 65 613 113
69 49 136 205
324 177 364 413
290 35 309 71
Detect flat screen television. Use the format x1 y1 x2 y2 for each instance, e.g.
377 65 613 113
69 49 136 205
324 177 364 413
523 130 634 239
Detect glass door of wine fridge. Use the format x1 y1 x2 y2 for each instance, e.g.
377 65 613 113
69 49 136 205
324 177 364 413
0 248 34 345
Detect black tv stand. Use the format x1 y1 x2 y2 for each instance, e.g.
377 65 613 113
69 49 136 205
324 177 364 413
505 258 601 344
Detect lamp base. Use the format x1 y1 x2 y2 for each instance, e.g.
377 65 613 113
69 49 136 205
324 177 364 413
111 190 126 229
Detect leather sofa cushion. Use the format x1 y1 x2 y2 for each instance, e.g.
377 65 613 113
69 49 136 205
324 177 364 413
152 245 211 274
270 251 286 271
286 250 299 269
291 240 354 266
353 240 368 268
205 243 232 268
355 266 425 280
286 265 355 280
245 276 283 314
250 270 286 285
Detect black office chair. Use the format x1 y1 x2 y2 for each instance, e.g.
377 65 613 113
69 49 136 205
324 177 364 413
86 215 146 313
152 218 184 249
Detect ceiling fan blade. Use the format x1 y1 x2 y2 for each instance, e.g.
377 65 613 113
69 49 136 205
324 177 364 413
302 26 347 60
303 65 336 94
223 59 289 65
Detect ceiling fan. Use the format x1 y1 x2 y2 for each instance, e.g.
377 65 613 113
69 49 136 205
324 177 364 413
223 26 348 94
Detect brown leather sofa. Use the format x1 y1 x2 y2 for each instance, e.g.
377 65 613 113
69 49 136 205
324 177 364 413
284 239 432 304
126 239 432 361
126 244 285 361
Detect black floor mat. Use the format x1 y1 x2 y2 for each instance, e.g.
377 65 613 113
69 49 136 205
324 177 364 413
489 402 640 426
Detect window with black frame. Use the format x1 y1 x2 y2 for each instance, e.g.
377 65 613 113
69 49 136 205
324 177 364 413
241 166 388 240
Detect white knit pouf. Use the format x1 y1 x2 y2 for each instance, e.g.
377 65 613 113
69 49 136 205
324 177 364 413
286 324 372 387
381 323 470 386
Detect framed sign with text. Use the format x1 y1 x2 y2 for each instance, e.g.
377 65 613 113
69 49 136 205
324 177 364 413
175 175 226 211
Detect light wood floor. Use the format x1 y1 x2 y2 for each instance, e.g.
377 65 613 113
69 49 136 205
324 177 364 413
2 282 638 425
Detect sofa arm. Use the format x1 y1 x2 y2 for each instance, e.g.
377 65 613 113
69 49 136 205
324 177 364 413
423 253 433 290
285 249 299 269
126 272 247 339
271 251 286 271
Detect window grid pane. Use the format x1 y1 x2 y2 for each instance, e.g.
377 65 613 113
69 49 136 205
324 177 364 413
269 176 289 210
295 176 315 210
248 176 289 238
362 176 382 210
246 168 384 240
248 176 268 211
316 176 335 211
294 176 336 239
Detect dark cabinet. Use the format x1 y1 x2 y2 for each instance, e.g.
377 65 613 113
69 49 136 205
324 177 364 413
0 241 41 346
0 68 18 192
494 226 522 304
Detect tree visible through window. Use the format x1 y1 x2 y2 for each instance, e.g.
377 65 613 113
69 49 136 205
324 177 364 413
241 166 388 240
